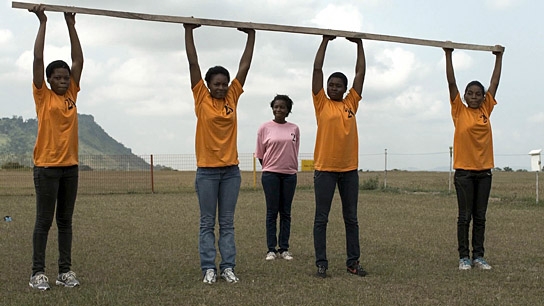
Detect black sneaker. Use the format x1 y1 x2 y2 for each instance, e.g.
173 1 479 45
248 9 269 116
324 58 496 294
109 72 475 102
347 262 368 277
317 265 327 278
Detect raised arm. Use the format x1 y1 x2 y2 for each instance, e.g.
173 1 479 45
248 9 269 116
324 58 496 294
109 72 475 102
487 46 504 98
65 12 83 86
443 46 459 102
347 37 365 96
184 24 202 89
234 28 255 87
312 36 335 95
30 4 47 89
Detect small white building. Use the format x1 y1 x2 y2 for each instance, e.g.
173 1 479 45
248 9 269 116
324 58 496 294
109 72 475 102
528 149 542 172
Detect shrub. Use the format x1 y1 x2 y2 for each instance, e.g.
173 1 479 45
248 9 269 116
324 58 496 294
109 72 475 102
360 176 380 190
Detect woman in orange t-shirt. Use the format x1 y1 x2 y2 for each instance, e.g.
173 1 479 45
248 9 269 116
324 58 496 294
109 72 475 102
311 35 367 278
443 44 504 271
28 4 84 290
184 23 255 284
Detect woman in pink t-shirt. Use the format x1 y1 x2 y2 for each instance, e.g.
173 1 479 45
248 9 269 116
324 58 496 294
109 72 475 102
255 95 300 261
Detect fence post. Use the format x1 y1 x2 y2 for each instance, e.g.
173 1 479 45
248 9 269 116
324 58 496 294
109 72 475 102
449 146 453 193
150 154 154 194
384 148 387 189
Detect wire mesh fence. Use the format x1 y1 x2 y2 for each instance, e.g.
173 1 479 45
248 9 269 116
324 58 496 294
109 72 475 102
0 152 539 196
0 153 316 195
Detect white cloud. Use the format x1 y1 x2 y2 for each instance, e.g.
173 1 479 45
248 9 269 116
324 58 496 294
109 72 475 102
485 0 520 9
0 29 12 44
311 3 363 31
366 47 417 91
528 112 544 123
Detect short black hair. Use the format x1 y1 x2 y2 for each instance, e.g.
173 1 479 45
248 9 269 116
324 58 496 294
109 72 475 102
46 60 70 78
327 72 348 88
270 94 294 117
205 66 230 83
465 80 485 94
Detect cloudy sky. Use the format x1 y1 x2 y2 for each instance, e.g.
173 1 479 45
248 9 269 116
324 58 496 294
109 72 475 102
1 0 542 171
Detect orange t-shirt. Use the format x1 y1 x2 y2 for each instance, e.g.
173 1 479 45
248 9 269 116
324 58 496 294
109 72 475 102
313 88 361 172
193 78 243 167
451 91 496 170
32 78 80 167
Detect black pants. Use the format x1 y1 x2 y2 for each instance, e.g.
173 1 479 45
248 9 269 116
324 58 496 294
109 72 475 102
32 165 79 275
313 170 360 268
454 169 492 259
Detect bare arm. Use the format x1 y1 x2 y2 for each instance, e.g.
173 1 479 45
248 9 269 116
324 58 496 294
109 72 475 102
65 12 83 86
487 46 504 98
443 46 459 101
184 24 202 89
312 36 335 95
30 4 46 89
347 37 365 96
234 28 255 87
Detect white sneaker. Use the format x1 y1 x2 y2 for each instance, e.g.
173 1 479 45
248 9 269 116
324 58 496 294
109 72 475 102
473 257 492 270
458 258 472 270
202 269 216 284
265 252 277 261
29 272 50 291
280 251 293 260
221 268 239 283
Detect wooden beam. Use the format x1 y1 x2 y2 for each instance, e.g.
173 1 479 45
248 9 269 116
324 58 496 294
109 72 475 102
12 1 504 52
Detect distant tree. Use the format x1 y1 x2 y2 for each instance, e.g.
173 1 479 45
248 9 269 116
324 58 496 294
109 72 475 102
516 169 528 172
503 166 513 172
493 167 502 171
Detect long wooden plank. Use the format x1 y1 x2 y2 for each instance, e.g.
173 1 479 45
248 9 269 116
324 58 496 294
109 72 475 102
12 1 504 52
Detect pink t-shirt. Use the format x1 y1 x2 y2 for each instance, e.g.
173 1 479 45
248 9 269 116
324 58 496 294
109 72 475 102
255 120 300 174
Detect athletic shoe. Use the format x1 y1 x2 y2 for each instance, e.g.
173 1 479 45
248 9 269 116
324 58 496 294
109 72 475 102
29 272 50 291
347 262 368 277
221 268 239 283
56 271 80 287
280 251 293 261
265 251 277 261
203 269 216 284
473 257 492 270
459 257 472 270
316 265 327 278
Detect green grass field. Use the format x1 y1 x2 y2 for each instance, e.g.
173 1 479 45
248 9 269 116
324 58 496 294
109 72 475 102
0 171 542 305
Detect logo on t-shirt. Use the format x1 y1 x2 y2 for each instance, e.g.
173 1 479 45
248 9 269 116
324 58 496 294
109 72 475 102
480 114 488 123
65 98 76 110
344 107 355 118
291 133 296 142
224 104 233 115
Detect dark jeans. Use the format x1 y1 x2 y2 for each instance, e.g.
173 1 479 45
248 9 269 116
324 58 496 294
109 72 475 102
313 170 360 268
32 165 79 276
261 171 297 253
454 169 492 259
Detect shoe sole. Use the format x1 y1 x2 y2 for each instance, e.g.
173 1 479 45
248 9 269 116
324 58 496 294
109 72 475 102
55 281 79 287
29 283 50 291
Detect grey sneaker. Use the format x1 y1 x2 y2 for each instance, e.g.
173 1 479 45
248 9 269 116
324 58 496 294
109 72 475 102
220 268 239 283
316 265 327 278
203 269 217 284
29 272 50 291
280 251 293 261
473 257 492 270
459 257 472 270
56 271 80 287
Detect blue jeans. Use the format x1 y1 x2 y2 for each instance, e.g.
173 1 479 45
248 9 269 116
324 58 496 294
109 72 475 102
313 170 360 268
454 169 492 259
195 165 241 273
32 165 79 275
261 171 297 253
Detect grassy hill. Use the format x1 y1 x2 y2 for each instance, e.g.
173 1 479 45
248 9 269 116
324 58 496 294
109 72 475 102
0 114 149 170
